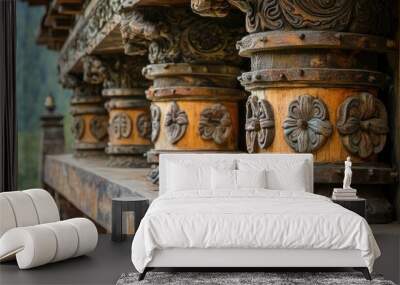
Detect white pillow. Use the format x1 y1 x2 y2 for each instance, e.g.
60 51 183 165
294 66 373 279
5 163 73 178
237 159 308 191
211 168 267 191
237 169 267 189
166 160 235 192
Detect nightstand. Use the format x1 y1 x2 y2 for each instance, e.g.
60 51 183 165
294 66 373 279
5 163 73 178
332 197 366 218
112 197 149 242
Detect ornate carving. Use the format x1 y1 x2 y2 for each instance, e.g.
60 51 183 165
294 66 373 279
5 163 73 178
198 103 232 145
83 56 107 85
111 112 132 139
120 6 244 64
200 0 392 36
136 113 151 140
89 116 108 141
72 117 85 140
336 92 389 159
101 56 148 89
283 95 333 153
164 102 188 144
245 95 275 153
150 104 161 143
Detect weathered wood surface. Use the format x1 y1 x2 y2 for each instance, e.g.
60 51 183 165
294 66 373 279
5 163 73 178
43 154 158 232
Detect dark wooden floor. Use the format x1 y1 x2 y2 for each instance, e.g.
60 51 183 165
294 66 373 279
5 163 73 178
0 233 399 285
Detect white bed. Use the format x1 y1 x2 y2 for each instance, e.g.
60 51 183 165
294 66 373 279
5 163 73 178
131 153 380 280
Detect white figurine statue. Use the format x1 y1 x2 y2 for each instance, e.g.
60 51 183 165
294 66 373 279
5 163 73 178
343 156 353 190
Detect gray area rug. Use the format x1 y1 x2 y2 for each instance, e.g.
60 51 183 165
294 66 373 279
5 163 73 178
116 272 396 285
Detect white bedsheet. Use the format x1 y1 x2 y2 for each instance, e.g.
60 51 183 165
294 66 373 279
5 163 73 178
131 190 380 273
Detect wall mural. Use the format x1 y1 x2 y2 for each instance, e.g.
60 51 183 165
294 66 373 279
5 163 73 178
283 95 332 153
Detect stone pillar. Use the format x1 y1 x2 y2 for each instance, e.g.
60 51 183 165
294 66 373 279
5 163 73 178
67 72 108 157
100 55 151 167
120 6 246 183
39 94 64 187
192 0 397 222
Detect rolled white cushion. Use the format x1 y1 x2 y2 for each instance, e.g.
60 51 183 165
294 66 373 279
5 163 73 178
0 196 17 237
0 218 98 269
0 191 39 227
24 189 60 224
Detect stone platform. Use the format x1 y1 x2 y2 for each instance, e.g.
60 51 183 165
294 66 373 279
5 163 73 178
43 154 158 232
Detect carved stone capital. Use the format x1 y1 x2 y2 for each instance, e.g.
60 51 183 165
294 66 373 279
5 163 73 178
193 0 393 36
120 6 244 65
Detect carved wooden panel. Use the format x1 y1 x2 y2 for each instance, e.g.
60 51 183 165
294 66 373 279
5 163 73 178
198 103 232 145
283 95 332 153
245 95 275 153
150 104 161 143
164 102 188 144
111 112 132 139
336 92 389 159
136 113 151 140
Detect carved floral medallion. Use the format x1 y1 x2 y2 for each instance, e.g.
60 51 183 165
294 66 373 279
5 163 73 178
89 116 108 141
72 117 85 140
336 92 389 159
245 95 275 153
136 113 151 140
150 104 161 143
198 103 232 145
111 112 132 139
283 95 333 153
164 102 188 144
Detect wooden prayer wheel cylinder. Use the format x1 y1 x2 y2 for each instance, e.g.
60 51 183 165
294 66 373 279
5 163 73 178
70 93 108 157
104 88 151 167
237 30 394 163
144 63 245 165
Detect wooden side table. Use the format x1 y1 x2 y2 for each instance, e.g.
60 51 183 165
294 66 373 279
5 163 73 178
332 198 366 218
112 197 149 242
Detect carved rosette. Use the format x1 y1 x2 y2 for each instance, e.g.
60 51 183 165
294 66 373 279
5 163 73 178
283 95 333 153
111 112 132 139
337 92 389 159
245 95 275 153
150 104 161 143
136 113 151 140
164 102 189 144
90 116 108 141
72 117 85 140
198 103 232 145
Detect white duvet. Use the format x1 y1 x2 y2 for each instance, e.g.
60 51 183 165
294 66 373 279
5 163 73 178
131 190 380 273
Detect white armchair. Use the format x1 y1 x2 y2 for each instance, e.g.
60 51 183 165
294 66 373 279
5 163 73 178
0 189 98 269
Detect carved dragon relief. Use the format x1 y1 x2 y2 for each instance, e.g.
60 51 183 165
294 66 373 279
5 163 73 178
336 92 389 159
191 0 392 36
89 116 108 141
198 103 232 145
111 112 132 139
150 104 161 143
72 117 85 140
164 102 188 144
120 3 244 64
283 95 333 153
136 113 152 140
245 95 275 153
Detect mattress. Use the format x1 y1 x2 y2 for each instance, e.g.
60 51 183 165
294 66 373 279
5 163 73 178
131 190 380 273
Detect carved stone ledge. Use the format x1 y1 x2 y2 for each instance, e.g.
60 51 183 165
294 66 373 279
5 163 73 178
337 92 389 159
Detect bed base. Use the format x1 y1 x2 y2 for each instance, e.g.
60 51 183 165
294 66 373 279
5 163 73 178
138 267 371 281
138 248 372 281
